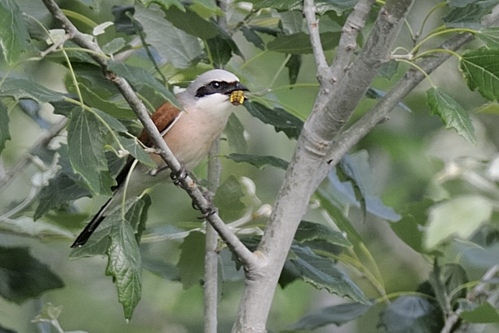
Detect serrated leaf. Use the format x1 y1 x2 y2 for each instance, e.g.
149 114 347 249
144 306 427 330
134 5 202 69
424 195 493 249
295 221 352 248
0 101 10 153
427 87 476 144
244 101 303 139
105 215 142 320
379 296 444 333
460 48 499 101
108 61 176 104
460 301 499 323
67 109 110 194
0 0 32 65
0 247 64 303
0 78 65 103
34 173 91 220
226 153 289 170
289 245 369 304
70 196 148 258
288 302 373 330
213 175 245 221
177 231 205 289
267 32 340 54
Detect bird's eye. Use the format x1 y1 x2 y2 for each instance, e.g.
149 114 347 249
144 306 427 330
211 81 221 89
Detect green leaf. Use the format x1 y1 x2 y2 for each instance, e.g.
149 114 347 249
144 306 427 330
140 0 185 11
117 135 156 168
285 54 302 85
0 101 10 153
0 78 65 103
443 2 495 29
251 0 357 15
34 173 91 220
390 199 434 254
0 0 32 65
295 221 352 248
108 61 176 104
105 214 142 320
476 27 499 48
226 153 289 170
67 109 110 194
316 188 362 247
225 113 247 153
379 296 444 333
0 247 64 303
288 245 369 304
206 34 243 67
32 303 63 322
288 302 373 330
460 301 499 323
213 175 245 221
244 101 303 139
134 4 202 69
330 153 401 222
267 32 340 54
102 37 126 55
162 7 219 39
427 87 476 144
241 26 265 50
177 231 205 289
460 48 499 101
424 195 493 249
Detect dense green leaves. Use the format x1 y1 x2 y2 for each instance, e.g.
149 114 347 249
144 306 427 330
427 87 476 144
0 78 65 103
0 247 64 303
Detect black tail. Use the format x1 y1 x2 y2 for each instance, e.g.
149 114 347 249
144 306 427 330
70 197 113 247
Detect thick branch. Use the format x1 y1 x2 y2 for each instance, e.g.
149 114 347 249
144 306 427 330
232 2 414 332
40 0 258 270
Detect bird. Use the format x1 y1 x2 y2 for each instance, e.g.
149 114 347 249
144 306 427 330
71 69 248 247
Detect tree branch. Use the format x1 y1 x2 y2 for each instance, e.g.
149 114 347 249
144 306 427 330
231 2 414 332
40 0 259 270
303 0 328 77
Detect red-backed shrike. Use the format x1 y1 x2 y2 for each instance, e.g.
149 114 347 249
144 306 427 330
71 69 248 247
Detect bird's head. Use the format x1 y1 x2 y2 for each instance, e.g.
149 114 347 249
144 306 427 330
177 69 249 116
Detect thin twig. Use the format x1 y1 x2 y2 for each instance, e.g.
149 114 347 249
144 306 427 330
303 0 328 76
40 0 258 270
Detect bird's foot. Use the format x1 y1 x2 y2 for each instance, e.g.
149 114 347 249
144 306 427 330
170 165 188 188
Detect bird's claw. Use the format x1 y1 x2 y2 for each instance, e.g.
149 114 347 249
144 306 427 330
170 166 188 188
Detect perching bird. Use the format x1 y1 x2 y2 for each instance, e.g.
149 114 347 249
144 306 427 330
71 69 248 247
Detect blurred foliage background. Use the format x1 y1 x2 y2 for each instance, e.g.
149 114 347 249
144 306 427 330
1 0 499 332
